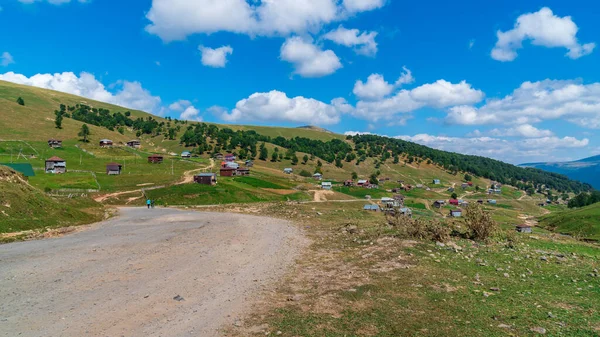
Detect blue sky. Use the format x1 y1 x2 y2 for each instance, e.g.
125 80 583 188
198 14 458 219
1 0 599 164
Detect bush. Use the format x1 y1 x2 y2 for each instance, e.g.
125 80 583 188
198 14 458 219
387 212 450 242
463 204 498 241
299 170 312 178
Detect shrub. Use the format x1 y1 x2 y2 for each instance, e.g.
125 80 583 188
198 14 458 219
299 170 312 178
387 211 450 242
463 204 498 241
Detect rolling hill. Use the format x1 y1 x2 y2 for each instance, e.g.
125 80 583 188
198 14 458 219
520 155 600 189
539 202 600 240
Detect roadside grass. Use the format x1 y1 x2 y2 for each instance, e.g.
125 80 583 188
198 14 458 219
225 201 600 337
333 186 390 199
539 203 600 240
233 176 288 189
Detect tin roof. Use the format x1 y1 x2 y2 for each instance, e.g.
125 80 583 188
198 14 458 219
46 156 65 162
197 173 216 177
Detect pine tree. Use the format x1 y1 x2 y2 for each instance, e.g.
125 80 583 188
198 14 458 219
54 111 63 129
78 124 91 143
16 97 25 106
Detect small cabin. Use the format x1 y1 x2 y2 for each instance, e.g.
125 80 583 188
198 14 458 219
283 168 293 174
488 199 497 205
181 151 192 158
363 204 380 212
450 209 463 218
448 187 455 192
214 153 224 160
225 154 236 162
220 168 237 177
321 182 332 190
468 182 473 186
106 163 122 175
236 168 250 176
399 207 413 217
99 139 113 148
516 225 533 233
245 160 254 167
344 180 354 187
148 155 164 164
313 173 323 181
433 179 441 185
195 173 217 185
45 156 66 174
48 139 62 148
433 200 446 208
127 140 141 148
461 183 469 189
222 161 239 169
449 199 459 206
357 179 369 187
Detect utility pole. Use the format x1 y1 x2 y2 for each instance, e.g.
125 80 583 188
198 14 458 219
171 159 174 175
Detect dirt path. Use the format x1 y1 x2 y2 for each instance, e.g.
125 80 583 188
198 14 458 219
0 207 305 337
94 159 215 202
311 189 335 202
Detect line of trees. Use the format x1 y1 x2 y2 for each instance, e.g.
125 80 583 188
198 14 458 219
568 191 600 208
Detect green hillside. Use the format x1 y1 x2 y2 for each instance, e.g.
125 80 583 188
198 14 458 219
539 203 600 240
0 166 103 236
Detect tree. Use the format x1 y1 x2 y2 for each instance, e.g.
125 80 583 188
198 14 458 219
54 111 63 129
78 124 91 142
291 155 299 165
271 151 278 162
259 143 268 161
464 174 472 182
16 97 25 106
369 173 379 185
317 160 322 167
302 154 309 164
451 193 458 199
335 158 343 168
351 172 358 180
463 204 498 242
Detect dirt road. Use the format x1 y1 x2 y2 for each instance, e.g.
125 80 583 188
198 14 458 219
0 208 305 337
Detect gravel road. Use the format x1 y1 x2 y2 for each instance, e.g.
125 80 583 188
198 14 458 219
0 207 304 337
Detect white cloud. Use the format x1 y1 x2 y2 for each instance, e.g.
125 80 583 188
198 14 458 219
167 100 202 121
342 0 385 12
492 7 595 61
396 133 589 164
351 79 484 121
145 0 386 42
489 124 554 138
353 67 414 101
199 45 233 68
0 71 162 114
1 52 14 67
353 74 394 100
219 90 342 125
322 26 378 56
168 99 192 112
280 37 342 77
444 79 600 128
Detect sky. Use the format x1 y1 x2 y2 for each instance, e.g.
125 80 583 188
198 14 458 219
1 0 599 164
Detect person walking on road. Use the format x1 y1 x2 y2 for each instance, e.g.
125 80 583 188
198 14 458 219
147 199 151 209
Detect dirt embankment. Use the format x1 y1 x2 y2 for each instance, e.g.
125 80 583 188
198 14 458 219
0 207 306 337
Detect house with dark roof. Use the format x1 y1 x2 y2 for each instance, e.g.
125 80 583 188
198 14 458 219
106 163 122 175
236 168 250 176
225 153 236 162
433 200 446 208
194 173 217 185
220 168 237 177
214 153 224 160
148 155 164 164
45 156 66 174
127 140 141 148
48 139 62 148
450 209 463 218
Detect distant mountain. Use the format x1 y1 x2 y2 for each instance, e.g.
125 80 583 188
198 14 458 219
520 155 600 189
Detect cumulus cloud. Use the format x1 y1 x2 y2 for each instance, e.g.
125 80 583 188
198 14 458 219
322 26 378 56
492 7 595 61
199 45 233 68
167 99 202 121
0 71 162 114
444 79 600 128
280 37 342 77
352 79 484 121
145 0 386 42
489 124 554 138
396 133 588 164
219 90 342 125
352 67 414 101
1 52 14 67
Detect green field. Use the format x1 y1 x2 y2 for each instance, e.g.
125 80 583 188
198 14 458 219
539 203 600 240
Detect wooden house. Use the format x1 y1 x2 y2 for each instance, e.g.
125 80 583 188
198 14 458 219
45 156 66 174
127 140 141 148
313 173 323 180
225 154 236 162
461 183 469 189
214 153 224 160
236 168 250 176
148 155 164 164
222 161 239 169
106 163 122 175
195 173 217 185
344 180 354 187
48 139 62 148
245 160 254 167
433 179 441 185
433 200 446 208
321 182 332 190
99 139 113 148
449 199 460 206
220 168 237 177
